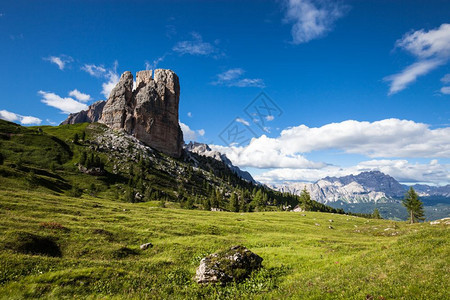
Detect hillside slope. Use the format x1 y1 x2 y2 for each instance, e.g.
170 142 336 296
0 189 448 299
0 120 345 215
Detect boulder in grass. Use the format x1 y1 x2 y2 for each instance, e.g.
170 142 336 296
195 245 263 284
140 242 153 250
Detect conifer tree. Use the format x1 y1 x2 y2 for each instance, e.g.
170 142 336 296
372 208 382 219
228 193 239 212
402 187 425 223
299 187 312 211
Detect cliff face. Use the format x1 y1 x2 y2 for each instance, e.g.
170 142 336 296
60 69 184 158
60 101 105 125
99 69 184 158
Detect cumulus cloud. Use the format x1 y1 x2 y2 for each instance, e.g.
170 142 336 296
68 89 91 102
385 23 450 94
179 122 205 142
0 109 41 125
212 143 325 169
255 159 450 186
283 0 348 44
44 55 73 70
213 68 265 88
212 118 450 171
81 61 119 98
39 91 88 114
173 32 216 56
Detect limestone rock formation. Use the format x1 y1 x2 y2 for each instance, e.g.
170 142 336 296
195 245 263 284
99 69 184 158
60 100 105 125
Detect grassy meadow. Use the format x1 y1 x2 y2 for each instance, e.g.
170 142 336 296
0 188 448 299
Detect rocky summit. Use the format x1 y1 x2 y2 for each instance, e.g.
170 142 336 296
62 69 184 158
61 100 105 125
100 69 183 158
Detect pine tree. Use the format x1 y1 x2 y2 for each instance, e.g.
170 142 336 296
402 187 425 224
204 198 211 211
299 187 311 211
228 193 239 212
372 208 382 219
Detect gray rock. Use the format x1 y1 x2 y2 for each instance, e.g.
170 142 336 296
99 69 183 158
100 71 134 130
140 242 153 250
61 100 106 125
195 245 263 284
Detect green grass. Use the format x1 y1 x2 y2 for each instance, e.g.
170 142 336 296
0 188 448 299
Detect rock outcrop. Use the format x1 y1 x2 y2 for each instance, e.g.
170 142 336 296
61 69 184 158
60 101 105 125
195 245 263 284
99 69 183 158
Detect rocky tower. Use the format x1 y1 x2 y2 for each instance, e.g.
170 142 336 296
99 69 184 158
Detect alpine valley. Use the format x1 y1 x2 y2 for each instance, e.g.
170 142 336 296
274 171 450 221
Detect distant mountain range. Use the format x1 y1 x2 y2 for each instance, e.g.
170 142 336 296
273 171 450 204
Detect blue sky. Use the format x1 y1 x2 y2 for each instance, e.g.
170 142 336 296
1 0 450 185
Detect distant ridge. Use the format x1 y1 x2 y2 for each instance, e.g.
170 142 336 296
274 171 450 204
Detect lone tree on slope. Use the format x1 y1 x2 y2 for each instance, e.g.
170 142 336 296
402 187 425 224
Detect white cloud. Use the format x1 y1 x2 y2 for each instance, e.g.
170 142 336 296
0 110 18 122
396 24 450 59
39 91 88 114
44 55 73 70
441 73 450 84
173 32 216 56
145 54 167 70
212 119 450 171
213 68 265 88
212 142 325 169
82 61 119 98
441 86 450 94
283 0 348 44
0 110 41 125
385 59 443 95
235 118 250 126
265 115 275 121
187 112 192 118
180 122 205 142
101 70 119 98
217 69 244 81
386 23 450 94
68 89 91 102
81 64 107 77
255 159 450 186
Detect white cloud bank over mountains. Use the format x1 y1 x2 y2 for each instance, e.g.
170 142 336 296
255 159 450 186
212 118 450 185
